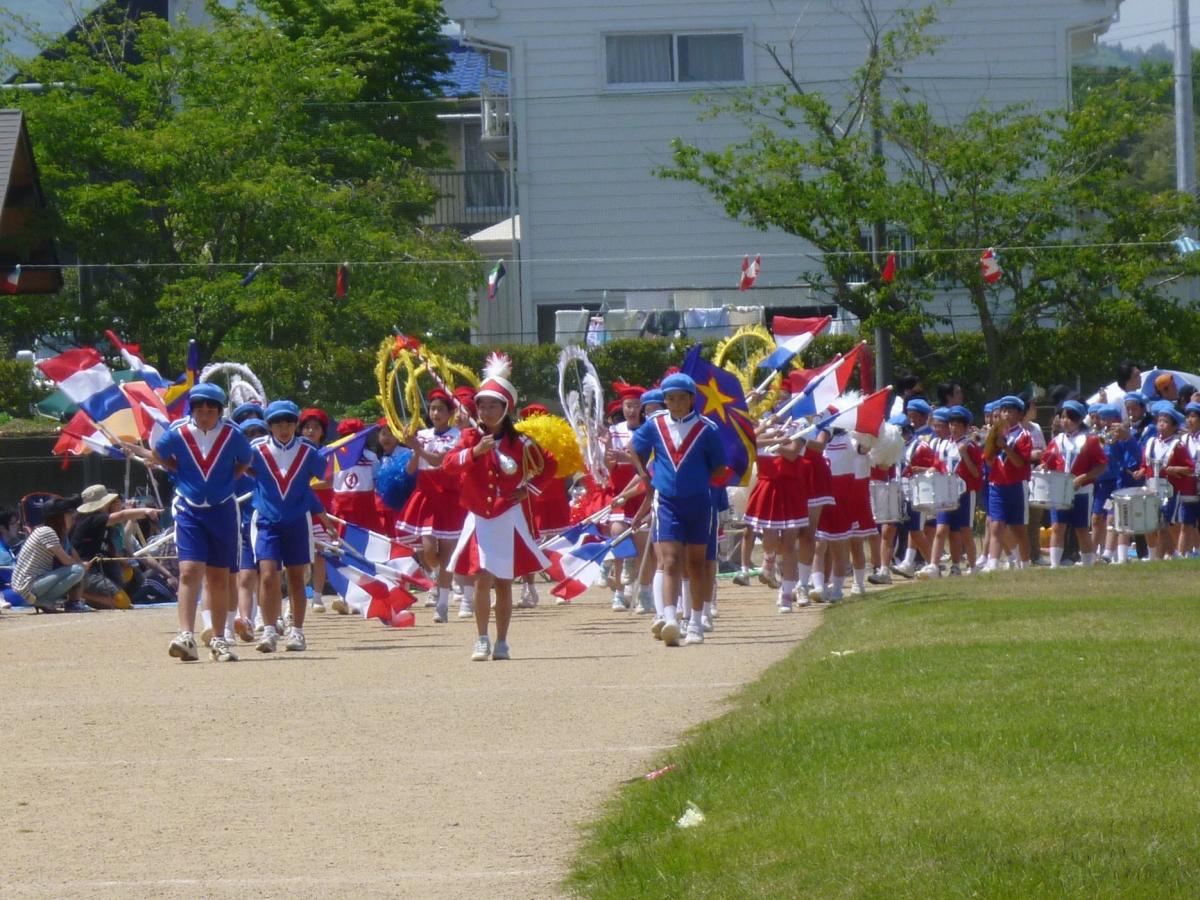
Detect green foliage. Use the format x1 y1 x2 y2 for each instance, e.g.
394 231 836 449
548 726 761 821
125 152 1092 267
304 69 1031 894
660 2 1199 393
0 358 47 416
0 3 476 367
570 565 1200 897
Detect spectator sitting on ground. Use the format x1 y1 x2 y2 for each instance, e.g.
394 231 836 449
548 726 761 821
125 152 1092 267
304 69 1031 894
70 484 162 610
11 495 88 613
0 506 21 609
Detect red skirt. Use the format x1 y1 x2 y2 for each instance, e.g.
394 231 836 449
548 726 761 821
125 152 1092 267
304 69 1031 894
532 478 572 537
817 474 874 541
396 478 467 541
332 492 381 532
743 476 808 531
604 463 644 525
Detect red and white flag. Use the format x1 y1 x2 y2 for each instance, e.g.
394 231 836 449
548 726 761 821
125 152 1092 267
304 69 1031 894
739 254 762 291
759 315 832 371
821 386 892 437
121 380 171 443
980 247 1002 285
1 264 20 293
324 554 416 626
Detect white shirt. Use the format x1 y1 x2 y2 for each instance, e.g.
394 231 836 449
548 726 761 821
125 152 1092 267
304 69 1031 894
185 420 223 455
416 427 460 471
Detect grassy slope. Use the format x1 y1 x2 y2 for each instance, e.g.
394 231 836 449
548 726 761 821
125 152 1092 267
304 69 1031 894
569 564 1200 898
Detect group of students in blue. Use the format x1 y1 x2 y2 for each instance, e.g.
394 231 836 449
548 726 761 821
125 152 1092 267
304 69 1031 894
126 383 327 662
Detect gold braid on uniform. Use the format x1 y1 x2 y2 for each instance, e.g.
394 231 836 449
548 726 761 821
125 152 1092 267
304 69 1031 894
518 437 546 485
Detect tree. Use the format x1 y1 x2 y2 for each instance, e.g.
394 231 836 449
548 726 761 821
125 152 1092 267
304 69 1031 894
0 3 476 371
659 1 1198 392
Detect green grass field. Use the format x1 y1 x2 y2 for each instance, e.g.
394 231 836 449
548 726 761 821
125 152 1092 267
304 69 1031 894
568 564 1200 898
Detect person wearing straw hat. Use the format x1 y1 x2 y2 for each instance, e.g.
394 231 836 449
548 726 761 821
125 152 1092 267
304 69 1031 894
442 353 558 662
70 484 161 610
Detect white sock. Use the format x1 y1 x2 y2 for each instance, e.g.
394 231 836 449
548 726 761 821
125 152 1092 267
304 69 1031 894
703 600 714 618
664 603 677 625
200 608 212 630
247 596 258 622
262 624 277 637
224 610 235 634
739 565 749 575
985 557 998 571
853 568 866 590
1082 552 1095 566
463 584 475 606
833 574 845 592
797 562 812 587
811 570 825 592
1049 547 1063 568
652 571 664 617
436 586 449 616
1016 559 1028 570
903 548 917 567
681 579 692 609
690 607 703 629
779 579 795 604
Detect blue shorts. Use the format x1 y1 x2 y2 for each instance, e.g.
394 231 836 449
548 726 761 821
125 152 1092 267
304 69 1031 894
1161 494 1183 527
252 513 314 567
936 491 975 531
174 497 240 571
1050 492 1091 529
238 521 256 572
653 492 713 546
1092 481 1115 517
705 503 720 561
987 482 1026 526
1180 498 1200 527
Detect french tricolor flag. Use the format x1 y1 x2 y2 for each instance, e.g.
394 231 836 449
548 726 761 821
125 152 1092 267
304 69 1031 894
549 534 616 601
105 330 167 390
338 522 433 590
779 342 867 421
37 347 131 423
758 315 832 371
323 553 416 626
815 386 891 437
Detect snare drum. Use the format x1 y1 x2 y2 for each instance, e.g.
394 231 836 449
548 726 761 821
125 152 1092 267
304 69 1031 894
1029 469 1075 510
869 480 905 523
1146 476 1175 503
912 472 961 512
1111 487 1161 534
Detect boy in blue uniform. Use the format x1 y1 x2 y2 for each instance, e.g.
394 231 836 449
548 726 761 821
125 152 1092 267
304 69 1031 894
250 400 329 653
631 373 727 648
152 383 252 662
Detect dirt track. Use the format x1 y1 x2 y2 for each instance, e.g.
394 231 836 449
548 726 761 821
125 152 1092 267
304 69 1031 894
1 582 822 898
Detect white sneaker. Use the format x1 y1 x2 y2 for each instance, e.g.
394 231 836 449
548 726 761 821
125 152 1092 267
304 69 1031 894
199 625 214 647
457 600 474 619
779 602 793 614
435 596 449 623
311 599 326 613
916 564 941 580
850 583 867 597
758 570 781 589
611 592 628 612
868 569 892 585
892 561 917 578
256 628 278 654
517 584 537 609
635 588 654 615
209 636 237 662
168 631 199 662
471 635 491 661
555 595 570 605
423 594 437 608
684 626 704 645
651 618 665 640
284 627 306 652
660 621 680 647
492 639 511 661
701 614 714 632
795 585 811 607
331 597 350 615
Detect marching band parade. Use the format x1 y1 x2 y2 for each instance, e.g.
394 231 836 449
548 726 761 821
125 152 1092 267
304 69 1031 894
7 319 1200 665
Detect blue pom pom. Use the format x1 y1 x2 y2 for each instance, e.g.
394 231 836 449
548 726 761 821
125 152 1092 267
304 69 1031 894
376 448 417 511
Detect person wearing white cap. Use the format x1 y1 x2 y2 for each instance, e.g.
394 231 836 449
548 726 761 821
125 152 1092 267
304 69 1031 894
442 353 558 662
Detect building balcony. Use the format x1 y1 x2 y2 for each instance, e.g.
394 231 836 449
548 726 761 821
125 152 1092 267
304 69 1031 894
422 169 513 232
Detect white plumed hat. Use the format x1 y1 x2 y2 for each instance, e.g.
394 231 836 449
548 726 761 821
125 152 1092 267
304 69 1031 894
476 352 517 410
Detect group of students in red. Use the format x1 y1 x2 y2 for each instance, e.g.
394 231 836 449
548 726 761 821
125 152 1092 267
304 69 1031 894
730 370 1200 611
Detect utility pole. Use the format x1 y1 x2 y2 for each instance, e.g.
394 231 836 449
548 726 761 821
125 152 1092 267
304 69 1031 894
868 39 892 391
1176 0 1196 199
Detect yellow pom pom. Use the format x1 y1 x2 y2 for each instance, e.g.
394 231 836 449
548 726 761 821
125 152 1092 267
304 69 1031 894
515 415 584 478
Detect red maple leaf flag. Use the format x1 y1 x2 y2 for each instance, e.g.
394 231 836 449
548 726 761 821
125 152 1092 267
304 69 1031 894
739 254 761 291
980 247 1002 285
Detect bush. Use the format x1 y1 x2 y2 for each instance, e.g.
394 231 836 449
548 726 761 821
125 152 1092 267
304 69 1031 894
0 358 48 417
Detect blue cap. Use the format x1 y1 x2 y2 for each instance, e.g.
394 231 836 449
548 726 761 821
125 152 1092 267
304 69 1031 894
1097 404 1122 421
1087 403 1103 416
660 373 697 396
947 405 973 424
906 398 932 416
1124 391 1147 408
931 406 951 423
188 382 227 406
996 394 1024 412
983 401 996 415
887 413 911 428
640 388 664 407
1059 400 1087 419
265 399 301 423
238 417 268 435
232 401 264 422
1186 402 1200 416
1156 405 1185 427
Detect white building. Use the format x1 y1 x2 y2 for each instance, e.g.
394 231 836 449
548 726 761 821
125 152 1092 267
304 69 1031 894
444 0 1123 344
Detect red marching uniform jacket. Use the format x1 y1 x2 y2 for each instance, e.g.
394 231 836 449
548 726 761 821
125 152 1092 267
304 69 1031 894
442 427 557 523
